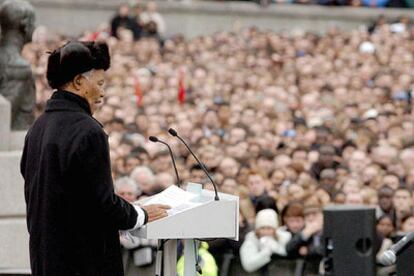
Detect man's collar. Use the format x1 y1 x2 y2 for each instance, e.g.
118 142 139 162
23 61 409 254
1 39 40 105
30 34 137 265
45 90 103 128
45 90 92 115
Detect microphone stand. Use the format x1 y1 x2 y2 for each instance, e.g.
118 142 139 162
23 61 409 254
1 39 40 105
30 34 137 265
149 136 181 187
149 136 182 276
168 128 220 201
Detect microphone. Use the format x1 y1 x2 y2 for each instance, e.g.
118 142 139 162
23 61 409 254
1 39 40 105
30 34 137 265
168 128 219 201
149 136 181 187
379 231 414 265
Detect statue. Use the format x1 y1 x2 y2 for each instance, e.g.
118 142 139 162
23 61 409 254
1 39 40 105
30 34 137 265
0 0 35 130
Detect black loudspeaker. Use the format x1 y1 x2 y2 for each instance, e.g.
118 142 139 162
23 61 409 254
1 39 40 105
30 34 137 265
396 240 414 276
323 205 376 276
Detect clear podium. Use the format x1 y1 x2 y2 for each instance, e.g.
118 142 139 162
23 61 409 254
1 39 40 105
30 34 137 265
131 187 239 276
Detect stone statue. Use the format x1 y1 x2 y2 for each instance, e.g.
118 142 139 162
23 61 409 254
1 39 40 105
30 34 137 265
0 0 35 130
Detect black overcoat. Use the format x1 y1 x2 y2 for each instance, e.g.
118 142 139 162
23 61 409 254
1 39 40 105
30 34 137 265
20 90 140 276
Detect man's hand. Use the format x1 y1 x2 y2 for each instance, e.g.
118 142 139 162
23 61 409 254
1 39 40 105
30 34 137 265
299 246 308 256
142 204 171 223
302 219 322 239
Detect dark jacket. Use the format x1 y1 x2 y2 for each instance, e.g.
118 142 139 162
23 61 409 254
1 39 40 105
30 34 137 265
20 90 141 276
286 232 323 275
110 15 141 40
208 222 252 275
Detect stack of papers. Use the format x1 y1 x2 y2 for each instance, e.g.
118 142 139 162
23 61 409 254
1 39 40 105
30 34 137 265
143 185 202 216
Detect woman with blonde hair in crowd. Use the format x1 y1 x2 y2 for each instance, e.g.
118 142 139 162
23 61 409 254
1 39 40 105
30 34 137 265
361 186 379 206
340 177 362 195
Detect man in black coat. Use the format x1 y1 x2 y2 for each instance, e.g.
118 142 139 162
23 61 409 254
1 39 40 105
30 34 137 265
20 41 169 276
286 205 324 276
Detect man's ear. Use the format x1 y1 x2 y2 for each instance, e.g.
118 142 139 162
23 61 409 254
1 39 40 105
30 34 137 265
73 75 84 91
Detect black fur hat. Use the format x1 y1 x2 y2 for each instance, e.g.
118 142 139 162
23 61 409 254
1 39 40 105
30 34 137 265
46 41 110 89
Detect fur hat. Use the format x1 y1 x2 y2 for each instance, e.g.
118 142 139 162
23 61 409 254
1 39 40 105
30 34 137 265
255 209 278 230
46 41 110 89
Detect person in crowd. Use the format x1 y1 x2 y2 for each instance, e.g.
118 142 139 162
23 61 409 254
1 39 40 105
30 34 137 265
220 178 238 195
115 176 158 276
177 242 218 276
376 185 395 219
393 186 414 229
140 1 165 37
310 145 340 180
383 174 401 190
341 178 362 195
345 192 364 205
130 166 157 197
375 215 394 275
399 212 414 234
240 209 291 273
281 202 305 236
219 157 240 179
155 172 175 190
130 3 144 40
151 150 173 175
110 4 137 39
255 194 279 214
257 150 275 177
286 205 324 275
115 177 141 202
247 170 268 207
190 163 208 184
319 169 338 198
124 154 140 175
377 214 395 241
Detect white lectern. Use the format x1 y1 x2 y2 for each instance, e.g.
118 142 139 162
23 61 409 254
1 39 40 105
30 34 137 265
131 188 239 276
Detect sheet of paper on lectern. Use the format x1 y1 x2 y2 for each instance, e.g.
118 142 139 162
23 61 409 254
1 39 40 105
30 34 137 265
143 185 202 216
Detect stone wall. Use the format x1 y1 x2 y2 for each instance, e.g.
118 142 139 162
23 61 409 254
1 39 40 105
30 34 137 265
23 1 414 38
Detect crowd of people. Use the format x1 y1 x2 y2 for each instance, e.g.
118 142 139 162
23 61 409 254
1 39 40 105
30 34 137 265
23 6 414 275
246 0 414 8
110 2 165 42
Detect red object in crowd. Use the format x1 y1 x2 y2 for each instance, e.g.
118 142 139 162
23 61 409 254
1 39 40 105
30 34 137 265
178 70 186 105
90 32 99 41
134 77 143 107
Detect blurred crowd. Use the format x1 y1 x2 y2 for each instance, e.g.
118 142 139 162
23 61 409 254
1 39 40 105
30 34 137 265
243 0 414 8
109 2 165 42
23 5 414 275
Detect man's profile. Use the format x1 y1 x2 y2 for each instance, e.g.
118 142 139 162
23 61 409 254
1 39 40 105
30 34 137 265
20 41 169 276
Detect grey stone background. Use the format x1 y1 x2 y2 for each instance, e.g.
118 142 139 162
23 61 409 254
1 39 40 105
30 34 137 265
2 0 414 37
0 95 30 273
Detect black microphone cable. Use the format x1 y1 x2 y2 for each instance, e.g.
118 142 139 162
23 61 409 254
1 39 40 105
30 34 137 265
168 128 219 201
149 136 181 188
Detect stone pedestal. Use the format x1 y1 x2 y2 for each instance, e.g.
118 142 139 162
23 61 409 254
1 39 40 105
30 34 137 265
0 219 30 269
0 95 30 273
0 95 10 151
0 152 26 217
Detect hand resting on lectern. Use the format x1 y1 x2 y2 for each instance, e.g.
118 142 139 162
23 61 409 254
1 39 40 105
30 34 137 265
142 204 171 223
